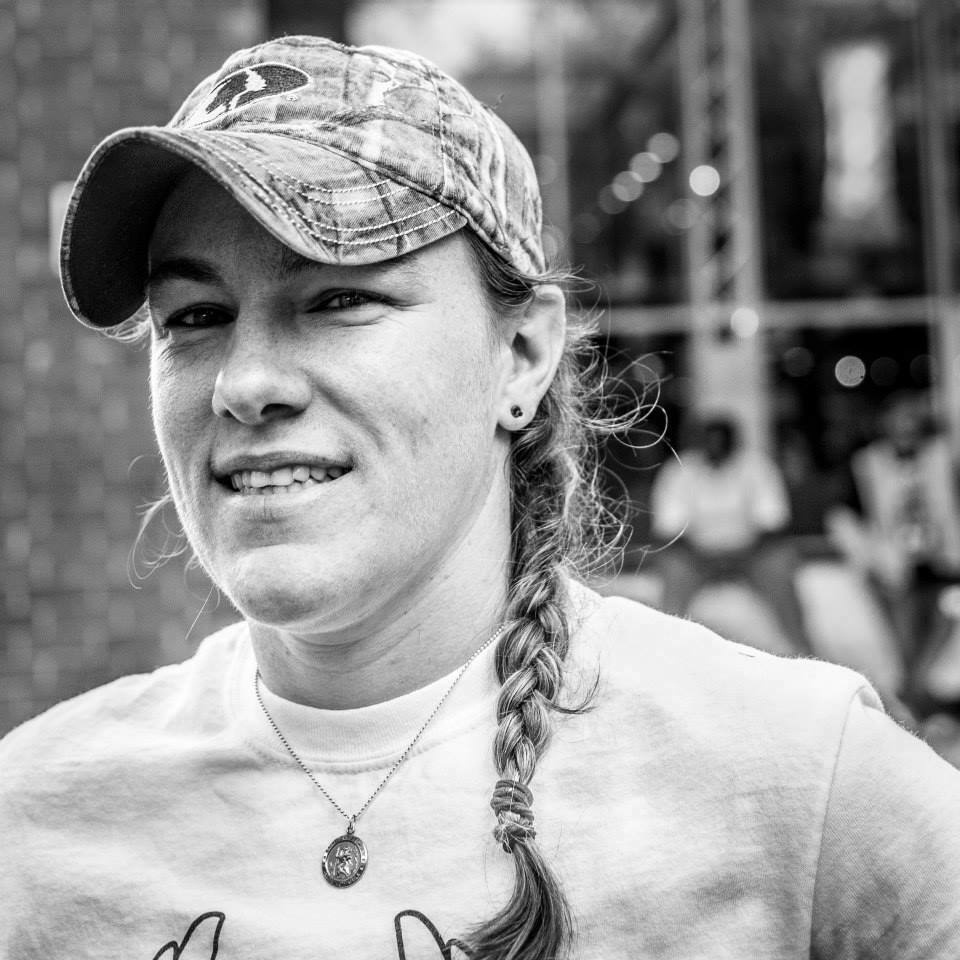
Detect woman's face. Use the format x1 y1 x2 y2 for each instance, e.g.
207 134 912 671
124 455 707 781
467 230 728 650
147 171 514 636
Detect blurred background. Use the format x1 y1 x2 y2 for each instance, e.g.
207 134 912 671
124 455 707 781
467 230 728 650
3 0 960 758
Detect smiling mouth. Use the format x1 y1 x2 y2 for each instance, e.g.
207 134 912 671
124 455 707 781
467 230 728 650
227 464 352 495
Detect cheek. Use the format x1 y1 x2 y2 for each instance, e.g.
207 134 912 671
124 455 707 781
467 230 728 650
403 348 500 487
398 346 494 458
149 348 209 474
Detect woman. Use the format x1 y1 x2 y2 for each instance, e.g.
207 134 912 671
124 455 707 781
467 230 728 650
3 36 960 960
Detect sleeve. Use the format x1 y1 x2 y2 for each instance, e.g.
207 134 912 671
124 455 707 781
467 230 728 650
649 458 688 540
810 688 960 959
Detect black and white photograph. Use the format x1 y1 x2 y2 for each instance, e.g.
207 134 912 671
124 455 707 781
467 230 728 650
2 1 960 957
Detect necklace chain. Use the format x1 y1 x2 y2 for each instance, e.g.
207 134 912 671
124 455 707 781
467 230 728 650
254 624 506 828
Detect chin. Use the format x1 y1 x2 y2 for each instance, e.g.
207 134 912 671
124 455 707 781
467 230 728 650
216 545 383 634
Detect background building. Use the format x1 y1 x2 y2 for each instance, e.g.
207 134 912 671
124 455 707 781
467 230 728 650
2 0 959 733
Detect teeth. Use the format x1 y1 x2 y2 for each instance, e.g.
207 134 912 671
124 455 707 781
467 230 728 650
228 463 349 493
270 467 294 486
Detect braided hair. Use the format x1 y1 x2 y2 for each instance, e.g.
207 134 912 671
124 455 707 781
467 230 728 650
462 232 624 960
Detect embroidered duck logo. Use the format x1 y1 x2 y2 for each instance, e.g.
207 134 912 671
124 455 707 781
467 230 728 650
182 63 309 126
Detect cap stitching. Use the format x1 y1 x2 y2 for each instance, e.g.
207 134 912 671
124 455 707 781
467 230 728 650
317 207 461 245
257 163 410 207
178 131 399 197
251 155 410 207
263 170 404 203
425 65 450 197
199 136 450 235
197 135 462 246
294 186 409 207
298 201 451 234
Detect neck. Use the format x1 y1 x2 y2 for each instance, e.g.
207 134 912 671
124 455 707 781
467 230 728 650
249 506 511 710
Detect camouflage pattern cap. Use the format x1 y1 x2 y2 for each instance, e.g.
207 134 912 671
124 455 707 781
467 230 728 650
60 35 546 328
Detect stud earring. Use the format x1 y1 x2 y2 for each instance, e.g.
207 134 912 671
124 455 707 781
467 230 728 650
510 405 523 419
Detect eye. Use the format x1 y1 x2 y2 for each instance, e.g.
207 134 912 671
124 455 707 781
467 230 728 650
313 290 386 312
159 305 233 331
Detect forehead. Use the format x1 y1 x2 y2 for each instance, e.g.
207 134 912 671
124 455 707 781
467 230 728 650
147 168 482 291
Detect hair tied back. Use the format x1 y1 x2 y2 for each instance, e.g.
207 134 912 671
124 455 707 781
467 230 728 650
491 779 536 852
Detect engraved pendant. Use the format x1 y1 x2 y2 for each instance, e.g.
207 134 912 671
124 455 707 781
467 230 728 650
322 823 368 887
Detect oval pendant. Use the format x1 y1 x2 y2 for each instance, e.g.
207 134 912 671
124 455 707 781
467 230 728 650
322 830 368 887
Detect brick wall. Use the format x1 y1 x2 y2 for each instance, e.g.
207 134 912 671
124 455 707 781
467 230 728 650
0 0 267 735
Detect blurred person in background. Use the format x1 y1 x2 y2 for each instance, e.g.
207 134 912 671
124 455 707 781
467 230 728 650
650 414 811 654
775 422 919 727
3 34 960 960
828 390 960 714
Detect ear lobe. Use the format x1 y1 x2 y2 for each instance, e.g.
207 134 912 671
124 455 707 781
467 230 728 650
497 284 566 431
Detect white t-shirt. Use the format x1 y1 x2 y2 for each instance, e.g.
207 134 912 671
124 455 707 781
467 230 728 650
3 585 960 959
651 449 791 553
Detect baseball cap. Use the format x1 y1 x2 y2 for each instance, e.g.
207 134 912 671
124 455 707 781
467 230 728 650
60 35 546 329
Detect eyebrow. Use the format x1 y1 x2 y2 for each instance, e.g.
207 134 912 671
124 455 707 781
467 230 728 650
275 246 425 281
146 257 223 293
277 246 323 279
145 247 426 294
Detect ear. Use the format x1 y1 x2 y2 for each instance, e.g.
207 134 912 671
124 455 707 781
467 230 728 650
496 284 566 431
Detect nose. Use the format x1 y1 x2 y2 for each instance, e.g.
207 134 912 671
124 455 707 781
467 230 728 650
211 319 312 425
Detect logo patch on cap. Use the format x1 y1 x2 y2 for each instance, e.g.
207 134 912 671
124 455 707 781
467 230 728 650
183 63 310 126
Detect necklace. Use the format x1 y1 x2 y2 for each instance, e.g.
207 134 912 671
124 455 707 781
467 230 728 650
254 624 506 888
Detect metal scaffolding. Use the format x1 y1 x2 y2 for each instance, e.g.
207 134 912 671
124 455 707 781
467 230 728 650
676 0 769 449
916 0 960 454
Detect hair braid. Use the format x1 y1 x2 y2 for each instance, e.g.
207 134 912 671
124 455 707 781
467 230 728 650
469 463 576 959
464 232 623 960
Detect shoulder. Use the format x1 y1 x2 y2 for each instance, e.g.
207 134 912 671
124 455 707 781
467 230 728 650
567 581 873 748
0 621 248 774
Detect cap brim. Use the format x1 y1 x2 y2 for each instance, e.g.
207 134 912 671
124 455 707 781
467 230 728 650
60 127 468 328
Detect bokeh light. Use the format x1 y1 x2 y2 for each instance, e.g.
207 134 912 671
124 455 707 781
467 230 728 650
628 151 663 183
835 355 866 388
647 131 680 163
730 306 760 338
783 346 815 377
689 164 721 196
611 170 645 202
665 198 699 230
598 185 628 215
